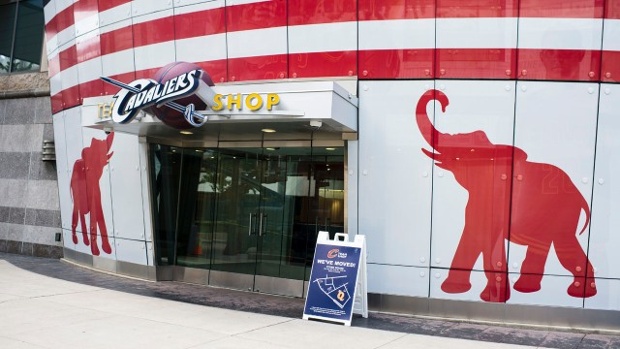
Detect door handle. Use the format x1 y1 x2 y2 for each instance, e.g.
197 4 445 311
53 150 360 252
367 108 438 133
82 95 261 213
258 213 267 236
248 213 256 236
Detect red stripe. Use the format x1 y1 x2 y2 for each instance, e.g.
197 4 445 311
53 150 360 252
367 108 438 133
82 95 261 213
45 19 58 44
59 45 78 72
62 85 81 109
196 60 228 84
79 79 105 100
227 54 288 81
51 93 63 114
133 17 175 48
98 0 131 13
358 0 436 20
101 26 134 55
519 0 604 18
437 0 518 18
602 51 620 82
76 35 101 63
73 0 99 23
48 55 61 77
606 1 620 18
517 49 601 81
289 51 357 78
288 0 356 25
102 72 136 96
359 49 435 79
175 8 226 40
226 0 286 32
55 4 75 34
436 49 518 79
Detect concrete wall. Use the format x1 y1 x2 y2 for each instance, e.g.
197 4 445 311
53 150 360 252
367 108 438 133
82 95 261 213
0 72 62 258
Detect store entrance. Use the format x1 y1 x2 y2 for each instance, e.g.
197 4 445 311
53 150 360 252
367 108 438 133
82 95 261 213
150 138 345 297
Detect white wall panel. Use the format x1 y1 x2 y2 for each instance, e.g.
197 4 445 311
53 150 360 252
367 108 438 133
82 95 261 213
588 84 620 279
81 127 115 258
358 81 433 267
146 241 154 266
53 112 72 233
430 81 516 274
430 269 503 302
132 0 172 16
510 82 597 278
63 107 84 234
109 133 147 241
99 2 132 27
508 273 584 308
115 238 148 265
584 278 620 311
368 264 429 297
138 139 153 242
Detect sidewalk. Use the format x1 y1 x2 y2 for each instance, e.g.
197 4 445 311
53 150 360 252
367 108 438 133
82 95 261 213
0 253 618 349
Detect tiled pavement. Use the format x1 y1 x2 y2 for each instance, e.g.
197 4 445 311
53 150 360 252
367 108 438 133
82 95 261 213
1 252 619 349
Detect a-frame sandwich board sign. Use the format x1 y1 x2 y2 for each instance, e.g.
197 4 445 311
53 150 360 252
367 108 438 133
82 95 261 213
303 231 368 326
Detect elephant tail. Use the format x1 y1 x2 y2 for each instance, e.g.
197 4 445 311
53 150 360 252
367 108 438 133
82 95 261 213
578 196 591 236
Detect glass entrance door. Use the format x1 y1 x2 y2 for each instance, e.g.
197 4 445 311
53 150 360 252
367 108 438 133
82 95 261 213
150 141 345 297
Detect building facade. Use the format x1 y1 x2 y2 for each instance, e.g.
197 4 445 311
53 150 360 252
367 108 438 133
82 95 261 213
44 0 620 330
0 0 62 259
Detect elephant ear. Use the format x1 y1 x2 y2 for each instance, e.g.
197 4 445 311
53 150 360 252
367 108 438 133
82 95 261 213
421 148 436 159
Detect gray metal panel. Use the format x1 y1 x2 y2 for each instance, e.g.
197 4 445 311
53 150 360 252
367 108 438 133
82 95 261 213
368 293 620 332
63 248 93 267
254 275 304 298
117 260 156 280
209 270 254 292
156 265 175 281
174 266 209 285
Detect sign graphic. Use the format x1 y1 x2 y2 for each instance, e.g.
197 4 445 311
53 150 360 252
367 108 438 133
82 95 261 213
416 89 597 302
101 61 288 130
303 232 367 326
70 133 114 256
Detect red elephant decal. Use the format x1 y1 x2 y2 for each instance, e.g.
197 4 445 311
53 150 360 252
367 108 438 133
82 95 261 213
416 90 596 302
70 133 114 256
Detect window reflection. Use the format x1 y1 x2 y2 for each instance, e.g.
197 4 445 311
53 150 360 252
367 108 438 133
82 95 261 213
0 0 44 74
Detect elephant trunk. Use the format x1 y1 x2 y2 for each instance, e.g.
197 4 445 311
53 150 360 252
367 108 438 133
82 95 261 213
416 89 450 151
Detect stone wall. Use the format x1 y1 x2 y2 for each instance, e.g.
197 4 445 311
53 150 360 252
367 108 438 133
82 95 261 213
0 72 61 258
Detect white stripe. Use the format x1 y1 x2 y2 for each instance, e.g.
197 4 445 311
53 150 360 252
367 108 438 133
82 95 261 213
132 0 172 17
436 18 518 49
77 57 102 85
50 73 62 95
176 34 227 62
99 2 132 27
227 27 287 58
100 18 132 35
47 35 59 56
61 64 79 90
75 27 99 45
289 22 357 53
518 18 603 50
54 0 76 16
44 1 56 24
102 49 135 76
132 8 173 25
225 0 271 6
74 14 100 38
56 24 76 48
173 0 224 15
603 19 620 51
134 42 176 71
359 19 435 50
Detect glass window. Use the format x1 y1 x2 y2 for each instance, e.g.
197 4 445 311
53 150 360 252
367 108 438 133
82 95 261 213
0 3 17 73
12 0 44 73
0 0 44 74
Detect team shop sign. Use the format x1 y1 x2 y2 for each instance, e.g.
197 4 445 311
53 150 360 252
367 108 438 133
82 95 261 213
101 69 281 128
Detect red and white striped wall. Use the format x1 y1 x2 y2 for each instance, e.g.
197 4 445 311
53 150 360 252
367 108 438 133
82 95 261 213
44 0 620 114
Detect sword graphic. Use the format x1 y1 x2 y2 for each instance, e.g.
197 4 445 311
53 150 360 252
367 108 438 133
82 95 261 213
100 76 207 127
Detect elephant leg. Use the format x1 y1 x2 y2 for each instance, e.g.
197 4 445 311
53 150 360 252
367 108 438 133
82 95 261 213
89 203 100 256
80 212 88 245
514 242 551 293
71 206 79 244
554 237 597 298
441 222 482 294
480 236 509 302
96 202 112 254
